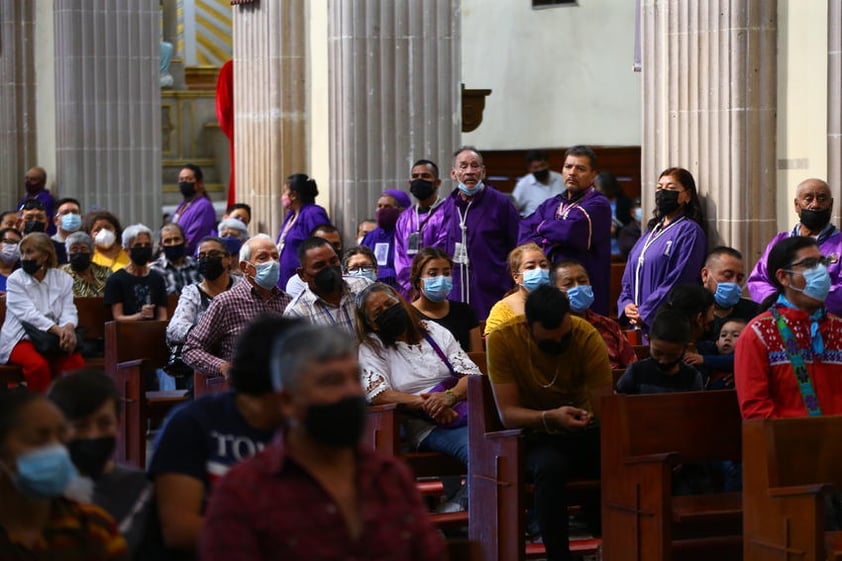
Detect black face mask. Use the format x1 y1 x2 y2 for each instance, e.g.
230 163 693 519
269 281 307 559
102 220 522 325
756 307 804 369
129 246 153 266
69 252 92 272
376 207 402 231
800 207 831 231
375 304 409 341
178 181 196 199
314 265 343 294
163 244 186 262
655 357 682 373
304 395 368 448
410 179 436 201
536 331 573 355
533 169 551 183
20 258 41 276
23 220 46 234
198 256 225 281
68 436 116 479
655 189 681 216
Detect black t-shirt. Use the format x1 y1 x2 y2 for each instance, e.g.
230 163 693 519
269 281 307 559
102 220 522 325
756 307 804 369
417 300 479 352
704 297 761 341
103 268 168 316
616 358 703 394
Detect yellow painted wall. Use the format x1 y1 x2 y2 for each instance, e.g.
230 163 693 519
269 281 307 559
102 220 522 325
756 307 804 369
309 0 330 210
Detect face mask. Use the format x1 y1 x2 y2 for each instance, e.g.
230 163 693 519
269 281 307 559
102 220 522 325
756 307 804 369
457 180 484 197
221 236 243 257
533 169 550 183
25 182 41 195
566 285 594 313
94 228 116 249
520 268 550 292
655 189 681 216
655 357 682 373
374 304 409 340
23 220 46 234
422 275 453 303
376 207 402 231
536 331 573 355
800 207 831 231
163 243 186 262
198 256 226 281
347 268 377 282
410 179 436 201
7 444 78 498
69 252 92 272
178 181 196 199
251 259 280 290
20 258 41 276
281 193 292 209
0 243 19 264
67 436 115 479
713 281 742 308
314 265 343 294
129 246 153 266
633 207 644 222
60 213 82 233
304 395 368 448
789 264 832 302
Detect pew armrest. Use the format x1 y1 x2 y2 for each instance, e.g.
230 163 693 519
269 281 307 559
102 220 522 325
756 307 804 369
769 483 834 498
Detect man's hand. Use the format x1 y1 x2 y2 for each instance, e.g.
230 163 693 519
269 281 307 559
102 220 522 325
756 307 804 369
545 406 591 432
219 362 232 381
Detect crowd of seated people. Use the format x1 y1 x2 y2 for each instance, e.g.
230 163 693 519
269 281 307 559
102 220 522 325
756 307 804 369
2 153 842 560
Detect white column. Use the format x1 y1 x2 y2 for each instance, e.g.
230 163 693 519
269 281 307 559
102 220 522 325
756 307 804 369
828 0 842 204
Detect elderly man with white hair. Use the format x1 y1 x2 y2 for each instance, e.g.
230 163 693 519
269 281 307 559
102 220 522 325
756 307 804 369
182 234 291 379
103 223 168 321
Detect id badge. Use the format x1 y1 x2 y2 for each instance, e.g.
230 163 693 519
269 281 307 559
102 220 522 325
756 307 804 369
374 243 389 266
407 232 420 255
453 242 469 265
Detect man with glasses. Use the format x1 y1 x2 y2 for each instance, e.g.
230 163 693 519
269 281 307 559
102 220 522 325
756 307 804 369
748 178 842 314
51 197 83 243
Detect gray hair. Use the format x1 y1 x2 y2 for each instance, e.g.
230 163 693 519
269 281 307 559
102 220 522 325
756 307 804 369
218 217 248 237
240 233 273 262
65 231 94 253
122 223 153 249
270 324 358 392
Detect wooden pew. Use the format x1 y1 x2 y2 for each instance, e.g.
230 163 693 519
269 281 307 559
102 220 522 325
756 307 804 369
601 390 743 561
74 296 112 368
0 299 25 388
105 320 189 468
192 371 229 399
743 416 842 561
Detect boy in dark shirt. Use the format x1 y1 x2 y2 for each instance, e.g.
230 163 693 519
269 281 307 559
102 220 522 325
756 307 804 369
616 309 703 394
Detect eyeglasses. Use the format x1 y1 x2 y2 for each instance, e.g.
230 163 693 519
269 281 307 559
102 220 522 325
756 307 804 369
197 250 227 259
788 255 838 269
1 239 20 244
347 266 375 275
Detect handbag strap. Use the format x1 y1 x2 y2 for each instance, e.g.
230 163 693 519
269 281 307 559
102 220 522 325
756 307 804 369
770 307 822 416
423 332 460 379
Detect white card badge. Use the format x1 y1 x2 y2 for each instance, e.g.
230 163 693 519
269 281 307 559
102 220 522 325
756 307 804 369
374 243 390 266
407 232 420 255
453 242 469 265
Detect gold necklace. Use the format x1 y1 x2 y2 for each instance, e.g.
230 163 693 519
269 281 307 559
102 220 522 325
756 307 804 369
529 338 562 389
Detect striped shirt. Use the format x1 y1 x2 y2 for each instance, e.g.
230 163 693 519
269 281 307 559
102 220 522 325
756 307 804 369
283 276 371 333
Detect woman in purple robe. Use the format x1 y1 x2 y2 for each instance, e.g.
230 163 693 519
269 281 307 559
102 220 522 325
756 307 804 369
174 164 217 255
276 173 331 289
618 167 708 330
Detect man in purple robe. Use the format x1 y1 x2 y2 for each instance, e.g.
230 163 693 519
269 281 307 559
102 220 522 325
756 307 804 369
519 146 612 315
361 189 410 289
174 164 217 255
436 147 520 321
394 159 447 298
747 177 842 314
18 166 56 236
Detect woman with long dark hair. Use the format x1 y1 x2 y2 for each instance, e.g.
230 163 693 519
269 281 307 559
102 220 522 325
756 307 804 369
276 174 331 289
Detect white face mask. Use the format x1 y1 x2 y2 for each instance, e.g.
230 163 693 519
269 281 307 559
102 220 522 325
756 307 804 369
0 242 19 264
94 229 116 249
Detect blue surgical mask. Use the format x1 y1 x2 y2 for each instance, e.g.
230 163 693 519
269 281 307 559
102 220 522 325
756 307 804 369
347 267 377 282
714 281 742 308
457 180 484 197
789 264 832 302
60 213 82 233
8 444 79 498
566 285 594 313
423 275 453 302
251 260 280 290
520 268 550 292
633 207 644 223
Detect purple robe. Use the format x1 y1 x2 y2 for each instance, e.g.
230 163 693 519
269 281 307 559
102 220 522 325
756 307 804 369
393 200 448 298
436 186 520 321
18 189 56 235
362 227 399 289
276 203 331 289
175 194 217 255
747 224 842 315
617 217 707 328
518 187 612 315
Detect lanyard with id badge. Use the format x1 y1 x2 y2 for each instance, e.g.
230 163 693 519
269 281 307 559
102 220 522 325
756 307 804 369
407 199 441 256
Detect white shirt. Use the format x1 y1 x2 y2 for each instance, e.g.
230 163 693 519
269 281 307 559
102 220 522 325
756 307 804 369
0 268 78 363
284 273 307 300
511 170 565 217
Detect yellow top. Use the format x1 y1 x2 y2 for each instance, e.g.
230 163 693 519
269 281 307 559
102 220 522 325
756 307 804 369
92 248 130 272
483 299 518 336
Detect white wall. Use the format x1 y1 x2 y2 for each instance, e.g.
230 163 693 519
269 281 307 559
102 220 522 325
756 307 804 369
34 0 56 189
776 0 828 232
460 0 641 149
308 0 330 209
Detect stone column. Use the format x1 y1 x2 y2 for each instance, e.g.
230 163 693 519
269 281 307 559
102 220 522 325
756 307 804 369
641 0 777 261
828 0 842 205
327 0 461 239
53 0 161 227
0 0 36 211
232 0 307 237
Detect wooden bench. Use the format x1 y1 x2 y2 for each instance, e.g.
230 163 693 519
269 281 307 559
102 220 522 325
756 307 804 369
743 416 842 561
601 390 743 561
74 296 112 369
104 320 189 468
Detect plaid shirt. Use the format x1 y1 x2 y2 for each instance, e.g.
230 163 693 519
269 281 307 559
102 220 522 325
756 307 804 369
283 276 370 333
149 254 200 295
200 433 446 561
583 309 638 370
183 279 291 375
